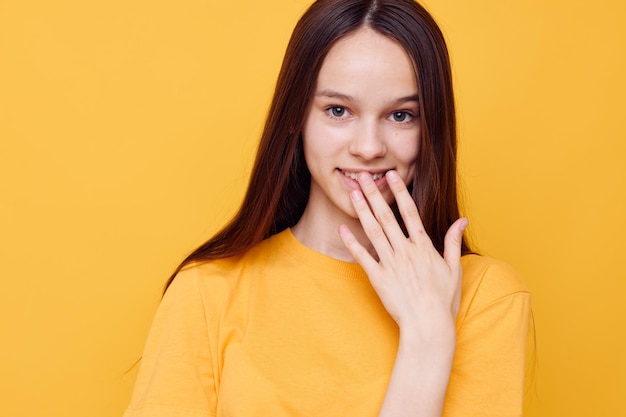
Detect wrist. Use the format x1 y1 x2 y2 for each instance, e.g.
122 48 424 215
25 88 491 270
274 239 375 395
398 315 456 347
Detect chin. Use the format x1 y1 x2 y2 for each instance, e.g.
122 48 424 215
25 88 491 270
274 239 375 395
339 204 359 220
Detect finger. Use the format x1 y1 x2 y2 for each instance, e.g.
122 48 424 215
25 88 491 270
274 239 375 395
356 172 407 248
349 189 393 261
443 218 467 317
443 217 469 275
338 224 381 275
385 170 428 244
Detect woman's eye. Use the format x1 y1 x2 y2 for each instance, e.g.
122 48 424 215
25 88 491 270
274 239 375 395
327 106 347 118
390 111 412 123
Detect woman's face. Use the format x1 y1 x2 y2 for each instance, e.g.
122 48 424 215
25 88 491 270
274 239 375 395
301 27 420 221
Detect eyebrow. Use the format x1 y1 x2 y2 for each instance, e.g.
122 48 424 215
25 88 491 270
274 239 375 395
315 89 419 105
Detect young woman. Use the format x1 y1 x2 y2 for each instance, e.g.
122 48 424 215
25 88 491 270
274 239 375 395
124 1 531 416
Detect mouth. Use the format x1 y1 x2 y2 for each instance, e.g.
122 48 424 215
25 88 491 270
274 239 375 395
339 169 390 181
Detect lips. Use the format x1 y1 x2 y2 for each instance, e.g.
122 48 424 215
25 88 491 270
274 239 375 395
339 169 389 181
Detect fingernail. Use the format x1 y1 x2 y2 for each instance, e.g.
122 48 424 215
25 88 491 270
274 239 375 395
350 190 363 201
460 218 469 231
358 172 372 184
386 170 400 182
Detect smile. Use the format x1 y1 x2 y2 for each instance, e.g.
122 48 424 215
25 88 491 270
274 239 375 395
339 169 388 181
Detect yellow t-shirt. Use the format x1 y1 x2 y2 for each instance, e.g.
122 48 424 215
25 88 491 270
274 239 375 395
125 229 531 417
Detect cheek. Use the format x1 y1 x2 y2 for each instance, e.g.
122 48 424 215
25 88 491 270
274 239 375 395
395 133 420 164
302 120 345 161
393 132 420 184
301 118 320 163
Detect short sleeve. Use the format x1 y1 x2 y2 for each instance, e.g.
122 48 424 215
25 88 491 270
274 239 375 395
124 267 217 417
443 258 532 417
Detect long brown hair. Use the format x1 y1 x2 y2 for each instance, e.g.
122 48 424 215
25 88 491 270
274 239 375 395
165 0 471 290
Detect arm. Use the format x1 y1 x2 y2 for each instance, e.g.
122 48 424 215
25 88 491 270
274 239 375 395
377 326 456 417
445 261 531 416
339 170 468 417
124 267 217 417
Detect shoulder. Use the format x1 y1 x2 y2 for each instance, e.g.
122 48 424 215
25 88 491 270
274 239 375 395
461 254 528 293
459 254 530 319
446 255 531 416
166 233 284 306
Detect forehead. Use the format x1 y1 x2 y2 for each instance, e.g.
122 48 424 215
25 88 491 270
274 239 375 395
315 27 418 98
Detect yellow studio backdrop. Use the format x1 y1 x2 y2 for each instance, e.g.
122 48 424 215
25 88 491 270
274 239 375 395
0 0 624 416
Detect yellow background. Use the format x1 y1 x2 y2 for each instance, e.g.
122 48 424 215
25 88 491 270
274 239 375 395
1 0 624 416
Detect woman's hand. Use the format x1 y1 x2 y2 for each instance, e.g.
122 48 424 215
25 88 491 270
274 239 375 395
338 170 468 342
339 170 468 416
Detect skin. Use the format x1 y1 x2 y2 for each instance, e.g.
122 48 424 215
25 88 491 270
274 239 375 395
292 27 468 417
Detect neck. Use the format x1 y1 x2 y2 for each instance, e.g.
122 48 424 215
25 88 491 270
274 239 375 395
291 205 376 263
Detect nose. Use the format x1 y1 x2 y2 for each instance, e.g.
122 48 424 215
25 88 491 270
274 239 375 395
348 118 386 160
